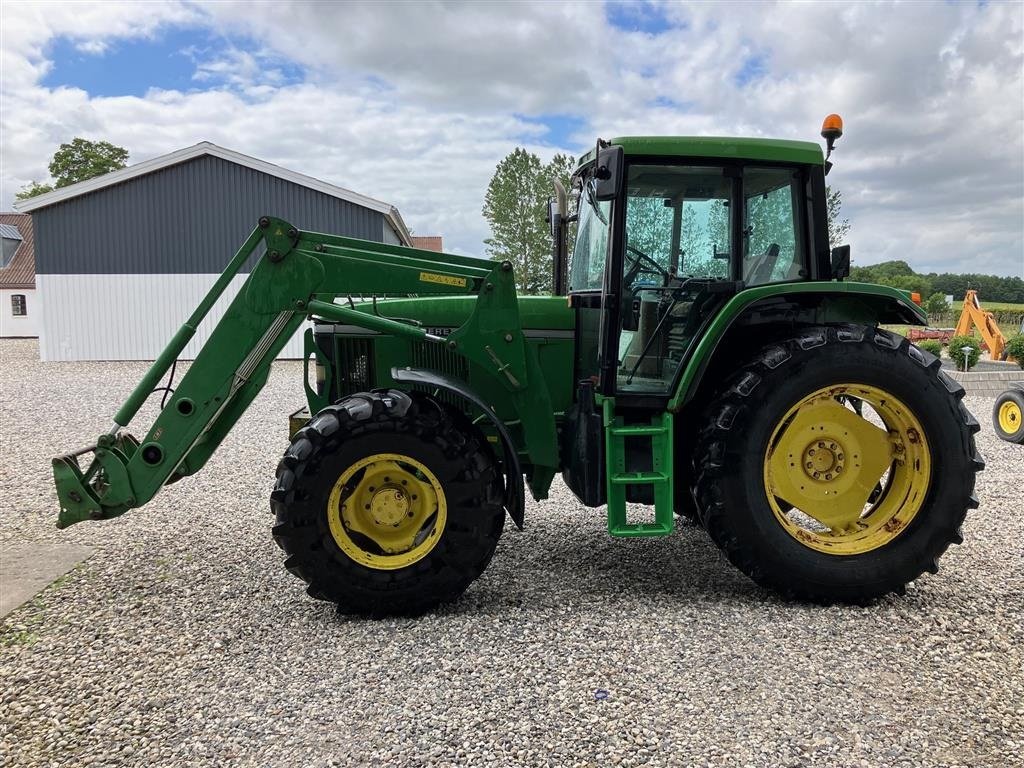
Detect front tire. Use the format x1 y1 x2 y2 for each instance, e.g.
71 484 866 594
271 390 505 616
693 325 983 603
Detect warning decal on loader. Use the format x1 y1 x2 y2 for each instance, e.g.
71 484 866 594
419 272 467 288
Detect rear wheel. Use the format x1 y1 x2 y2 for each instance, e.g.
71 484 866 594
271 390 505 616
693 325 983 603
992 388 1024 443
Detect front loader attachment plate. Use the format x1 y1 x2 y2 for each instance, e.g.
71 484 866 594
53 453 104 529
53 434 140 529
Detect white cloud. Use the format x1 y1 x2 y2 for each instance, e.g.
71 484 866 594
0 0 1021 276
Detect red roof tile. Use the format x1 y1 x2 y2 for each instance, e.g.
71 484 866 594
411 235 443 252
0 213 34 289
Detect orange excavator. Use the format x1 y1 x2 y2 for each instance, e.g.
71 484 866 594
954 289 1008 360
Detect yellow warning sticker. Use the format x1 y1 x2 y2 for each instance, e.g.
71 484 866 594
419 271 467 288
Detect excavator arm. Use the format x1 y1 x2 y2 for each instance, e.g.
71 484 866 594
954 289 1007 360
53 217 558 529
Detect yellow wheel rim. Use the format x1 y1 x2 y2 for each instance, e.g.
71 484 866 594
998 400 1021 435
763 384 931 555
327 453 447 570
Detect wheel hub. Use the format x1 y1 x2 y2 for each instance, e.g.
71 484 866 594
802 439 845 481
998 400 1021 433
764 385 931 555
327 453 447 570
370 487 409 526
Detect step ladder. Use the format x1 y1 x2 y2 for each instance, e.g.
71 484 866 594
602 398 675 537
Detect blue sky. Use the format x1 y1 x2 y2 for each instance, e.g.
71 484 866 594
2 1 1021 276
41 28 305 97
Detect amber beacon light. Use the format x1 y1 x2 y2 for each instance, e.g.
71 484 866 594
821 114 844 163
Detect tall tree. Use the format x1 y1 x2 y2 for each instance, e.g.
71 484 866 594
15 181 54 200
15 138 129 200
826 185 851 245
482 148 575 295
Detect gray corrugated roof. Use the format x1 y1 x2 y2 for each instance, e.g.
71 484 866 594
12 141 412 246
0 223 23 240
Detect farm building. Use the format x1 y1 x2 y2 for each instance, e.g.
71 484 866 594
14 142 413 361
0 213 38 338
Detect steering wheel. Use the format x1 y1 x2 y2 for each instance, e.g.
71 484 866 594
625 245 670 285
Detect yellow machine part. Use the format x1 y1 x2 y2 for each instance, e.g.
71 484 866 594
954 290 1007 361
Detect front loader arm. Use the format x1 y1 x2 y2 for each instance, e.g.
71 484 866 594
54 217 558 528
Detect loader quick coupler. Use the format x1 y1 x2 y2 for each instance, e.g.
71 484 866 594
54 432 140 529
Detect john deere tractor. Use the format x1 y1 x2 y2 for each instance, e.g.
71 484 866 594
53 117 983 615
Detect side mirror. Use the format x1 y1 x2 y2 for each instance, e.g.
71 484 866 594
593 144 623 201
547 197 560 238
551 179 569 295
830 244 850 280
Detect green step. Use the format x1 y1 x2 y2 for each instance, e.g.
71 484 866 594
602 398 675 538
609 471 669 485
608 425 669 437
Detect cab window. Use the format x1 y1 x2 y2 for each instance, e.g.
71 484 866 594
743 168 805 285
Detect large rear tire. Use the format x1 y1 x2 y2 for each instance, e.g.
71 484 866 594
693 325 983 603
271 389 505 616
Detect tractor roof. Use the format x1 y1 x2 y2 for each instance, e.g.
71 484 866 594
578 137 824 168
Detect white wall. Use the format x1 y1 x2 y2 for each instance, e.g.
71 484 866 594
0 288 40 338
36 274 306 361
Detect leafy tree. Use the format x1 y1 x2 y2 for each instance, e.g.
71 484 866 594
483 148 575 295
15 181 54 200
948 335 981 370
885 274 934 296
1006 335 1024 369
826 186 850 245
924 292 948 317
49 138 129 187
14 138 129 201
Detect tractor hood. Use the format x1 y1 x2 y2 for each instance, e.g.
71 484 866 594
346 295 574 332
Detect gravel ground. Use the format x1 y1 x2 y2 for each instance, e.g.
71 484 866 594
1 338 1022 768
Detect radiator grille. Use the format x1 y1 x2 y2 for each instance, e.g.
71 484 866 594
411 339 469 380
410 340 470 408
335 337 376 398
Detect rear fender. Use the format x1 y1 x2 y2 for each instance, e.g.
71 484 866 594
669 282 927 410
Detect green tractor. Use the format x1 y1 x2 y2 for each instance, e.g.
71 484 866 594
53 118 983 615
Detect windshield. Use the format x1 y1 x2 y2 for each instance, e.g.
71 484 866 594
568 182 611 292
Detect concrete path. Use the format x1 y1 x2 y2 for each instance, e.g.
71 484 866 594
0 544 93 618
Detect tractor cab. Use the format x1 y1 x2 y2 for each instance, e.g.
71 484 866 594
563 137 832 399
555 137 836 533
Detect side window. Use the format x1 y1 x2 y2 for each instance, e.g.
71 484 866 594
11 294 27 316
743 168 805 286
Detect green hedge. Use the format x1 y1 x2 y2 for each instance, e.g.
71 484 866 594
948 336 981 370
1006 335 1024 369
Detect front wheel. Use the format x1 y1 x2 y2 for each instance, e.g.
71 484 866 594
992 387 1024 443
271 390 505 616
693 326 983 603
